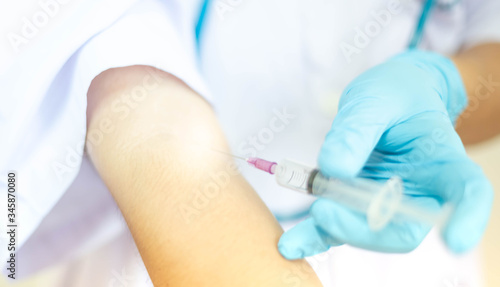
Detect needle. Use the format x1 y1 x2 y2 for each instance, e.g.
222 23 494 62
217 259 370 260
209 148 247 161
209 147 277 174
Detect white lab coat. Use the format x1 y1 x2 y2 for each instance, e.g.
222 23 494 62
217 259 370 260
1 0 499 286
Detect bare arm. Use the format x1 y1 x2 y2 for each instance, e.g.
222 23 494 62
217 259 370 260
452 43 500 144
85 65 322 286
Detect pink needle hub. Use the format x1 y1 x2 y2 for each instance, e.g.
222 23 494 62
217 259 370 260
246 157 278 174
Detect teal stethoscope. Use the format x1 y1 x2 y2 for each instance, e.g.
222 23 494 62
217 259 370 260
409 0 461 48
195 0 461 222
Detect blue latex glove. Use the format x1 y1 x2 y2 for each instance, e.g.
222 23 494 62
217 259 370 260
278 50 494 258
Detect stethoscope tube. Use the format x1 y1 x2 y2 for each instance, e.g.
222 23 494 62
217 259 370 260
408 0 436 49
408 0 462 49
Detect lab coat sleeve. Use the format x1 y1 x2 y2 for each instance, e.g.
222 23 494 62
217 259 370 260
463 0 500 48
73 0 211 103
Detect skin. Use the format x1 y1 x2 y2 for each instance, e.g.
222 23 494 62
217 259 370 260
452 43 500 144
86 66 322 287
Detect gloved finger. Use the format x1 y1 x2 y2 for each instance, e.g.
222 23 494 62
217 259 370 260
310 198 433 252
278 218 342 260
428 159 494 253
319 98 392 178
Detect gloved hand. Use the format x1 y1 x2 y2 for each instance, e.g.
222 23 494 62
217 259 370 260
278 50 493 258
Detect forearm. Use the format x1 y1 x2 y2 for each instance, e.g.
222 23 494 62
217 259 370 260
451 43 500 144
85 66 322 286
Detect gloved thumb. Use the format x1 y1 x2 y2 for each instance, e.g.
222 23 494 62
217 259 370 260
278 218 342 260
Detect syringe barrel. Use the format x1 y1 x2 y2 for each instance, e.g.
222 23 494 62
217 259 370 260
274 159 316 193
313 172 407 230
274 159 384 207
275 159 404 230
311 174 379 212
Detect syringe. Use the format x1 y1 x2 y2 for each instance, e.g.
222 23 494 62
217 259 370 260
244 156 452 231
